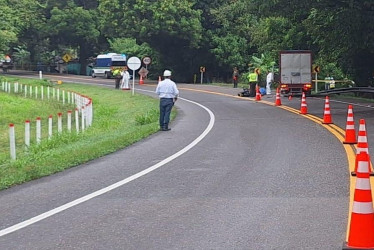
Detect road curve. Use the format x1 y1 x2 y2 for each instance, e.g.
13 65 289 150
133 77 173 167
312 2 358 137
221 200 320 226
0 72 373 249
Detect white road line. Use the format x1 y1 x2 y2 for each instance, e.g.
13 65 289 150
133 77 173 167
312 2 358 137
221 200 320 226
313 97 374 109
0 96 215 237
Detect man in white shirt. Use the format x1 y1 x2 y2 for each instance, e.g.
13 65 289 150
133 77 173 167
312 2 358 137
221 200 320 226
155 70 179 131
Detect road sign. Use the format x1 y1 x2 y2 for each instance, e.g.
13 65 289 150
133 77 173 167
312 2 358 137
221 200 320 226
142 56 152 65
127 57 141 71
127 57 141 96
313 65 320 73
62 54 72 63
200 66 205 73
138 67 149 78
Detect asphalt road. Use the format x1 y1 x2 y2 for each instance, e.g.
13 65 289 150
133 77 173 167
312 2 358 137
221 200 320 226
1 71 374 249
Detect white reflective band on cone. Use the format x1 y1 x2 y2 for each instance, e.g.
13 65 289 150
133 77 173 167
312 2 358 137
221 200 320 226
358 137 368 143
357 148 369 154
358 161 370 173
347 117 354 121
356 178 372 190
359 124 366 131
352 201 374 214
348 110 353 114
325 111 330 114
346 125 355 129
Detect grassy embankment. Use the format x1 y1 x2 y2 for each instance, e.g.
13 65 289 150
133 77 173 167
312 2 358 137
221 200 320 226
0 76 172 190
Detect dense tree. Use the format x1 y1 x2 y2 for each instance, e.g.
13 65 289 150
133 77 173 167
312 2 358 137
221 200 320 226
304 0 374 85
45 1 100 74
0 0 372 84
207 0 256 78
0 0 43 58
98 0 203 80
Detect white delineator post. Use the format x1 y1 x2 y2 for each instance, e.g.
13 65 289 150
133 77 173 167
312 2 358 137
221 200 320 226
47 86 50 100
41 86 44 100
62 90 65 105
71 92 75 105
58 112 62 134
9 124 16 160
85 97 93 127
36 117 41 144
25 120 30 148
67 110 72 132
75 108 79 133
81 106 85 131
48 115 53 139
85 104 89 127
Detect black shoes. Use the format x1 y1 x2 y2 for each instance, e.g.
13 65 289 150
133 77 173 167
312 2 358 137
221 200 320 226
160 125 171 131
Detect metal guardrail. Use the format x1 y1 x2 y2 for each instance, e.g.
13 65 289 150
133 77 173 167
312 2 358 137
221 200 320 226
315 87 374 96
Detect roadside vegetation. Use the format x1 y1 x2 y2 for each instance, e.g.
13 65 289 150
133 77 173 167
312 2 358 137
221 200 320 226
0 77 173 190
0 1 373 86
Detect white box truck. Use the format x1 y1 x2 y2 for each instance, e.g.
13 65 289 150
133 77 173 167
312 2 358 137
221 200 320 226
279 50 312 95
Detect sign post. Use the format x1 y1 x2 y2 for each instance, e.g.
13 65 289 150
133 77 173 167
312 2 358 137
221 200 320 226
200 66 205 84
315 72 318 93
127 57 142 96
313 65 320 93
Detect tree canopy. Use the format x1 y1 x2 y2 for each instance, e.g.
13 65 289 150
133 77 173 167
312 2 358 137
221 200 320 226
0 0 373 85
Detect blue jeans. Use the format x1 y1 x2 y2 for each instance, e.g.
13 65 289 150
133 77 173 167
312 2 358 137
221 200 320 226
159 98 174 127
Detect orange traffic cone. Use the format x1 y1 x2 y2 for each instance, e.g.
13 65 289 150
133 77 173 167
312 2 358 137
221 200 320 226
345 151 374 249
300 92 308 114
139 75 144 85
322 96 333 124
255 85 261 101
343 105 357 144
357 119 370 155
275 88 281 106
352 119 373 176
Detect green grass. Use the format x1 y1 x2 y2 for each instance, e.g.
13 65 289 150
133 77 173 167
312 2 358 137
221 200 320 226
0 76 174 190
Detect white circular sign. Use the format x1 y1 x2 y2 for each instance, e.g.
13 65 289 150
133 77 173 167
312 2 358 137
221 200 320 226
142 56 152 65
127 57 141 71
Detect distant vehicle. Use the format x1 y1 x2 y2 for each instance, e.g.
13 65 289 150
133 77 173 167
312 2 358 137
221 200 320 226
91 53 127 78
279 50 312 95
0 55 13 73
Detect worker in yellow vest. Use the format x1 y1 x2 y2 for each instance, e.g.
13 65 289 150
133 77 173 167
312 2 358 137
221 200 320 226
247 71 258 97
112 68 122 89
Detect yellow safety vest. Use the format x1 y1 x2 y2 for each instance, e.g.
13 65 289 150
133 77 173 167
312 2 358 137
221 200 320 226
248 73 258 82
